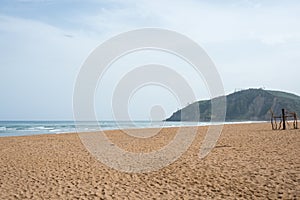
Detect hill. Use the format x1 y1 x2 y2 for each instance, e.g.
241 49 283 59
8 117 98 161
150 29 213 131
166 88 300 122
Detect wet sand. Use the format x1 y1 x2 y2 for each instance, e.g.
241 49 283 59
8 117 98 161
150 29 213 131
0 123 299 199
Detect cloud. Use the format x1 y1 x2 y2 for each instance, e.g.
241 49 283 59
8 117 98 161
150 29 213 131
17 0 53 2
64 0 300 47
1 0 300 120
0 15 99 120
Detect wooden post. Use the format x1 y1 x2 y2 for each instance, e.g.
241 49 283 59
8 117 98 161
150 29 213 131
282 109 286 130
294 112 298 129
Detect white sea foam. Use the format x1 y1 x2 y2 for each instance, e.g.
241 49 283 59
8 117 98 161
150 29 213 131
0 121 267 137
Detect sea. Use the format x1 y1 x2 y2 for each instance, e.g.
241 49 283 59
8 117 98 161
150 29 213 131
0 121 261 137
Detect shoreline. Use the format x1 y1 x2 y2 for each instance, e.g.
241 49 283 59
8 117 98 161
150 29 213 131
0 120 269 138
0 123 299 199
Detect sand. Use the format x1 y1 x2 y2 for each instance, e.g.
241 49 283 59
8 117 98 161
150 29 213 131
0 123 299 199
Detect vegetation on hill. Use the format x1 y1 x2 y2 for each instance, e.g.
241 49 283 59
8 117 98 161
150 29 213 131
166 88 300 122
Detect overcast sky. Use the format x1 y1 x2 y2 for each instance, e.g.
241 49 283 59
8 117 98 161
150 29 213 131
0 0 299 121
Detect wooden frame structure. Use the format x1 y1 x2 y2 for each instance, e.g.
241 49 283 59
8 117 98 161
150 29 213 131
270 109 298 130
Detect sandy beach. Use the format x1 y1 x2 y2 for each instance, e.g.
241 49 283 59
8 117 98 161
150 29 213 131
0 123 299 199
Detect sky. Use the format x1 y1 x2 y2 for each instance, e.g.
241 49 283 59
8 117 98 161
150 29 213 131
0 0 300 121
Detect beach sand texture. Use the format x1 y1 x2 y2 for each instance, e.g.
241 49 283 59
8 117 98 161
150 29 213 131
0 123 299 199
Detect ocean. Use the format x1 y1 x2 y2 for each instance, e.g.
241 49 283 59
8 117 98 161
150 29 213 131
0 121 262 137
0 121 206 137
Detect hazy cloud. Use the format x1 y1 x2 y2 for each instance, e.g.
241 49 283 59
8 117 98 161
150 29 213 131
0 0 299 120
